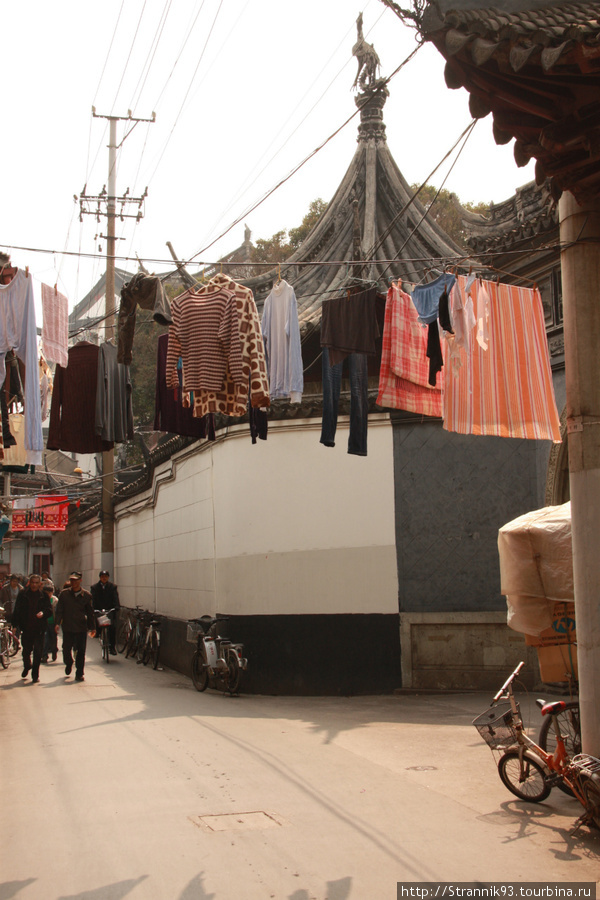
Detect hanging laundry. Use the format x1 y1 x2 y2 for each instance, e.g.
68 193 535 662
451 274 476 352
39 354 53 422
166 283 246 398
320 347 368 456
261 279 303 402
442 275 561 442
377 283 442 417
427 321 444 387
41 283 69 368
2 413 27 468
249 404 268 444
47 341 114 454
95 341 134 443
411 272 456 325
320 287 381 366
475 280 491 351
117 273 172 365
185 274 270 418
438 288 454 334
154 334 215 440
0 268 43 463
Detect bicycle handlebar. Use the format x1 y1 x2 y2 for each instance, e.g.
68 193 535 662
493 660 525 703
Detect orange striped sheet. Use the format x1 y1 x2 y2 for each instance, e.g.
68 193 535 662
442 276 561 442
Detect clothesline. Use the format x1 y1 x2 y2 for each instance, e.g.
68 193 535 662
0 237 586 270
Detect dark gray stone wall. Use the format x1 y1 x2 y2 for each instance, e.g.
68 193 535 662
391 416 548 614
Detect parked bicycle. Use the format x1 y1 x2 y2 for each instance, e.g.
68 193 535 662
0 606 20 666
473 661 600 832
116 606 143 655
138 613 162 669
537 678 581 759
187 615 247 694
95 608 116 664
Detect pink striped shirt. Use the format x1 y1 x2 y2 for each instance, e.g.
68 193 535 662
442 276 561 442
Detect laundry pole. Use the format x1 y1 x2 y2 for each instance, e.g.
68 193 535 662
559 191 600 755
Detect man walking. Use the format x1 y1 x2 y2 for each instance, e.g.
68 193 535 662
54 572 96 682
11 574 53 683
0 574 22 618
90 570 120 655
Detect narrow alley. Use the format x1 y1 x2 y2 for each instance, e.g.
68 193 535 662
1 646 598 900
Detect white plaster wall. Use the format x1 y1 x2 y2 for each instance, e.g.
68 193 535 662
212 417 398 615
110 416 398 619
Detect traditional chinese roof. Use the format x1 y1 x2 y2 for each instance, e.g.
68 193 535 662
464 178 558 253
382 1 600 203
240 78 463 331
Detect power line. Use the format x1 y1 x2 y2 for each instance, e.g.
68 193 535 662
144 0 224 186
183 48 421 268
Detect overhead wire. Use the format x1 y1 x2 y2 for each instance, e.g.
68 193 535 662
185 43 424 266
144 0 224 186
197 6 389 251
110 0 149 114
129 0 173 112
92 0 126 107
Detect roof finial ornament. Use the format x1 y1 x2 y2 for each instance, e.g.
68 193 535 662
352 12 381 91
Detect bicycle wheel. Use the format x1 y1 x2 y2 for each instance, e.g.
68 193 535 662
125 628 138 659
191 649 208 691
225 650 241 694
142 628 156 666
498 750 551 802
582 777 600 830
0 630 9 668
8 630 20 656
116 621 130 654
136 629 147 663
102 630 110 664
150 631 160 670
539 702 581 757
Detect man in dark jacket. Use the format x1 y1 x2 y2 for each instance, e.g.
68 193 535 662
90 570 120 655
11 574 53 683
54 571 96 682
0 574 21 618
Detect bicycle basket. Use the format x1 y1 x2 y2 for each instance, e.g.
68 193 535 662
473 702 520 749
96 614 111 627
186 622 203 644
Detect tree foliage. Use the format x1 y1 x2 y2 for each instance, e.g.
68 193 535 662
251 198 328 263
412 184 490 247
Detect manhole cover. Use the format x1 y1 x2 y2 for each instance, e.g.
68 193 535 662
190 811 284 832
405 765 437 771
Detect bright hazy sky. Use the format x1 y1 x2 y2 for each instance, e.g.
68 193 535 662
3 0 535 312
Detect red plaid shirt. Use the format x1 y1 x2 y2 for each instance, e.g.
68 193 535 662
377 285 442 417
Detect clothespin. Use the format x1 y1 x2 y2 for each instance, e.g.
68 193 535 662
25 266 29 278
54 283 58 295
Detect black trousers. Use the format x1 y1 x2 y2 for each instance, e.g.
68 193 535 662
22 630 44 679
62 631 88 677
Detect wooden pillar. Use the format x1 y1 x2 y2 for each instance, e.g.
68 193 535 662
559 191 600 755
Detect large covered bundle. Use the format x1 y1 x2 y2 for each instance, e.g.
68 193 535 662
498 502 572 636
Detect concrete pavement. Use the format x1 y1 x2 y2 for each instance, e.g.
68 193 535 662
1 641 598 900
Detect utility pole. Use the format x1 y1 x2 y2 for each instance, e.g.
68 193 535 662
79 107 155 576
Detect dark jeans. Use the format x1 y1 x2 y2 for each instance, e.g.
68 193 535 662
320 348 368 456
22 630 44 679
43 624 58 660
62 631 88 678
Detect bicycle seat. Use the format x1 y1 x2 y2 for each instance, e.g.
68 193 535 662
540 700 567 716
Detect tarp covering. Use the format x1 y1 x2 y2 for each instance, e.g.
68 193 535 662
498 502 573 636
